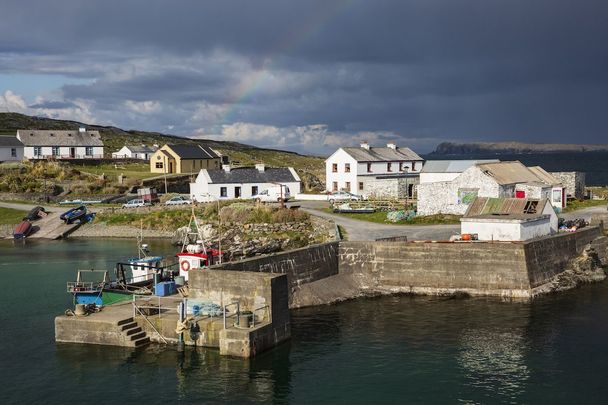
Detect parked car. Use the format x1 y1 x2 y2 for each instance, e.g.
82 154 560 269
122 199 152 209
253 185 291 203
327 191 364 204
165 196 192 206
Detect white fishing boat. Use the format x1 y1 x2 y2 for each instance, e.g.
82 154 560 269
176 209 222 282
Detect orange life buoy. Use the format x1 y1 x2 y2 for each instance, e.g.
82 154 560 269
181 260 190 272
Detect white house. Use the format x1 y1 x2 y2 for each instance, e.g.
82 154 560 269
112 145 158 160
325 142 424 198
460 197 558 241
420 160 499 183
190 164 301 201
417 161 566 216
17 128 104 159
0 136 24 162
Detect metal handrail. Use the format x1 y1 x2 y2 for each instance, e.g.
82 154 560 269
251 305 270 327
223 302 239 329
132 302 168 344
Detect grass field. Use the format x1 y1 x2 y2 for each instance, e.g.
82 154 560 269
562 199 607 213
76 162 153 180
0 207 27 225
321 208 461 225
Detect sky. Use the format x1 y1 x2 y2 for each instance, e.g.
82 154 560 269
0 0 607 155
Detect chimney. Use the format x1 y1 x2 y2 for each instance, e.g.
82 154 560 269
222 164 231 173
360 141 370 150
387 142 397 150
255 163 266 172
78 127 86 133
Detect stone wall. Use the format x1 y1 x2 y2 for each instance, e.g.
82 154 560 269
210 241 340 306
417 166 501 215
361 176 419 199
551 171 586 199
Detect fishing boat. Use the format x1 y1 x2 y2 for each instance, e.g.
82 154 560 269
24 206 48 221
176 210 222 282
125 232 164 284
60 205 87 224
13 220 32 239
67 269 148 306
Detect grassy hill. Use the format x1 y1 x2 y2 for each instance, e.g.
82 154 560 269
0 113 325 186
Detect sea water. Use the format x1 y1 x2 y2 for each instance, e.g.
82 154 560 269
1 239 608 404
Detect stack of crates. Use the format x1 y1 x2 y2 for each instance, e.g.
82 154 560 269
155 281 177 297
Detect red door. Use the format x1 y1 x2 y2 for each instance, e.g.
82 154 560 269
515 190 525 198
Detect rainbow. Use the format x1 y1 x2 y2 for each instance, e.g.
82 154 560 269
220 0 355 126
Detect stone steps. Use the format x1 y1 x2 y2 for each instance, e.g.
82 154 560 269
117 317 150 348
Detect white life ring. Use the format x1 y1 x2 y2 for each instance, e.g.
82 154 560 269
181 260 190 272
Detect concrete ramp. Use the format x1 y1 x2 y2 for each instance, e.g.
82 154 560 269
28 211 82 240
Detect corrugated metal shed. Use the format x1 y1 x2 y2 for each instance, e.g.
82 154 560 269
464 197 548 219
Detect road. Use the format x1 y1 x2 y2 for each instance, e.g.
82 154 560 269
289 201 460 241
559 204 608 221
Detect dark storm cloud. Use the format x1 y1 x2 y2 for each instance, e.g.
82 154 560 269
1 0 607 153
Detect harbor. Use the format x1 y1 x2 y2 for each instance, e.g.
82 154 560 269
3 237 608 403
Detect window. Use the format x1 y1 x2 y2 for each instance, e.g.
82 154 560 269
34 146 42 156
345 163 350 173
252 186 258 195
412 162 416 171
52 146 60 156
10 148 16 157
155 162 163 169
345 182 351 191
332 163 338 173
367 163 372 173
387 163 392 172
359 182 364 191
552 189 562 203
85 146 93 156
220 187 227 197
332 182 338 192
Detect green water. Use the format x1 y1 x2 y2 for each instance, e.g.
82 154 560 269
1 239 608 404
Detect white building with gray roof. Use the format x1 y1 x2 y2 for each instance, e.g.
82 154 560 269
17 128 104 159
112 145 158 160
190 163 301 201
325 142 424 198
0 136 24 162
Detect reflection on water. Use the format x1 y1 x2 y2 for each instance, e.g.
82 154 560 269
457 329 529 401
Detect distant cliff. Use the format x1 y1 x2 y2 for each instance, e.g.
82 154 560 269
432 141 608 155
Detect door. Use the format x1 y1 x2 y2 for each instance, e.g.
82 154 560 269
235 187 241 198
169 162 174 173
70 147 76 158
515 190 525 198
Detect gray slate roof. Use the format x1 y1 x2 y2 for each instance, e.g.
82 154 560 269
207 167 298 184
123 145 157 153
168 144 219 159
0 136 24 147
342 146 423 162
17 130 103 146
421 159 499 173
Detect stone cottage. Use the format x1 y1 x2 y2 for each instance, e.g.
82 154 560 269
417 161 565 216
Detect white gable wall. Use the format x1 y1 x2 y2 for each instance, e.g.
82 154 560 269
325 148 358 192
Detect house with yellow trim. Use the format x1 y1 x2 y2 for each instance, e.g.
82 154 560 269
149 144 222 174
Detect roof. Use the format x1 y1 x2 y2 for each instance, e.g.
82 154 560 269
122 145 157 153
463 197 550 220
342 146 423 162
421 159 499 173
475 161 550 186
527 166 562 186
16 130 103 146
0 136 23 147
167 144 219 160
205 167 299 184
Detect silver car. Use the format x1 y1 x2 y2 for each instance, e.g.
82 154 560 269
165 196 192 205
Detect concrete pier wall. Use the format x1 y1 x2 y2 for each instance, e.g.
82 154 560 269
211 242 339 307
211 226 606 305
